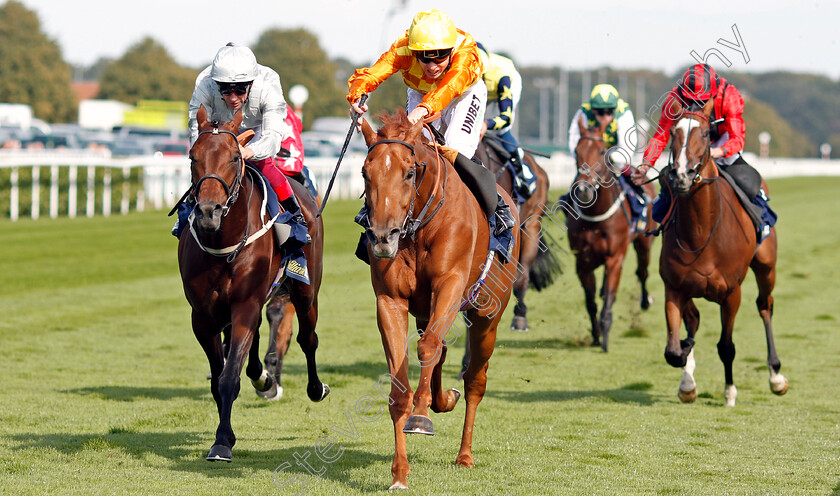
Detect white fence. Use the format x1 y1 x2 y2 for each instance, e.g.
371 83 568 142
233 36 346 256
1 149 839 221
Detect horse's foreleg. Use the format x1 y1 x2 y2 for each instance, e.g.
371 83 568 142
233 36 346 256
193 313 225 414
577 261 600 346
412 283 464 424
376 296 413 489
718 288 740 406
457 314 499 468
207 301 261 461
261 294 294 401
751 232 787 395
599 253 626 352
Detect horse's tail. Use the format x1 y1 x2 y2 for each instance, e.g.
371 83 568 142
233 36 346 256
529 230 564 291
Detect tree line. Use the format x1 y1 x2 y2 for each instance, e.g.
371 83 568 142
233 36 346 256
1 0 836 157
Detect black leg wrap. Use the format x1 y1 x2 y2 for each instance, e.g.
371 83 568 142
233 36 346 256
279 194 307 228
451 153 497 219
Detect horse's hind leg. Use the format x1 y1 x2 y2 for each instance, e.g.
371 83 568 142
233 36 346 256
511 222 539 332
751 231 788 395
292 286 329 402
633 235 654 310
457 316 499 468
718 288 741 406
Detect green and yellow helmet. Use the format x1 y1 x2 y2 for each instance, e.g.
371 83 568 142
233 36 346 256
589 84 620 109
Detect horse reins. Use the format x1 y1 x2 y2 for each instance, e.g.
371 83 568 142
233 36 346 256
572 136 630 224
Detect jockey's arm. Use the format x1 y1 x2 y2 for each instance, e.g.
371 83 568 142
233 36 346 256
567 108 584 157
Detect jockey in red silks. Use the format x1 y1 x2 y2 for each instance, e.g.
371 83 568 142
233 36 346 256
633 63 776 238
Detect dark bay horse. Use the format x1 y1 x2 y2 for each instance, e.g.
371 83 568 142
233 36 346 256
565 117 655 351
474 135 560 332
360 110 520 489
179 107 329 462
658 98 788 406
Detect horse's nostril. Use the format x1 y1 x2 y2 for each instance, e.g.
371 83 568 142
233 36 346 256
389 228 401 239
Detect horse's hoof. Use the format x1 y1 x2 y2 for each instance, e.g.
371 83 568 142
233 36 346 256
307 382 330 402
256 383 283 401
206 444 232 462
388 481 409 490
640 294 654 310
678 388 697 403
510 316 529 332
451 388 461 404
455 453 474 467
403 415 434 435
770 375 789 395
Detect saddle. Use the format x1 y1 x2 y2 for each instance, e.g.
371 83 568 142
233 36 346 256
717 165 769 243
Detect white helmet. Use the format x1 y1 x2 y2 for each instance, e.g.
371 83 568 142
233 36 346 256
211 44 258 83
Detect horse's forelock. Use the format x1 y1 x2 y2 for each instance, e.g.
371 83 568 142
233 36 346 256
376 110 414 141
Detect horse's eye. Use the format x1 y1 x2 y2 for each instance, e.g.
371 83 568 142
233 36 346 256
361 169 368 181
406 169 415 181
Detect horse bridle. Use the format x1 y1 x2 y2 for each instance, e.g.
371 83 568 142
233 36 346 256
192 126 244 217
366 136 446 240
670 111 716 185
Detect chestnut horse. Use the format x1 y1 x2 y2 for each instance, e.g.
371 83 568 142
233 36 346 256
474 136 560 331
359 110 520 490
565 117 655 351
659 99 788 406
179 107 329 462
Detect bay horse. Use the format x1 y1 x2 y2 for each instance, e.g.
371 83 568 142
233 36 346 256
658 98 788 406
565 116 655 351
359 110 520 490
474 135 561 332
179 106 329 462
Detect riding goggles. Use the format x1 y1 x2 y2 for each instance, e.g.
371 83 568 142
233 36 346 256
219 82 251 96
415 48 452 64
594 108 615 116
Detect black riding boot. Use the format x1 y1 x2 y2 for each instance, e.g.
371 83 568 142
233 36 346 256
508 153 532 200
450 152 515 236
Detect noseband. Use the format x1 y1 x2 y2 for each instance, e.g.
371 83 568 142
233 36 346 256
192 127 244 216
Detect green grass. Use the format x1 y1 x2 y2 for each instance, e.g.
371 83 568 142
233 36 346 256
1 177 839 495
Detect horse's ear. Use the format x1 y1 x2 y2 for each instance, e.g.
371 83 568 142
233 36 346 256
578 114 589 137
231 109 244 131
361 118 376 146
666 97 683 122
197 106 209 130
405 118 424 145
702 98 715 118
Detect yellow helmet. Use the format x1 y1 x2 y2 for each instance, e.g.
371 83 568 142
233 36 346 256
408 9 457 51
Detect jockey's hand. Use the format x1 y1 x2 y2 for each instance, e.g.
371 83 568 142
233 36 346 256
407 106 429 125
710 147 724 159
351 98 368 131
239 145 254 161
631 164 652 185
480 121 488 139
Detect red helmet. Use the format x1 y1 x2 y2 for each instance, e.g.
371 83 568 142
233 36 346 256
679 63 720 102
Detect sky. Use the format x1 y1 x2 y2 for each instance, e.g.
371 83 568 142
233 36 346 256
16 0 840 80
